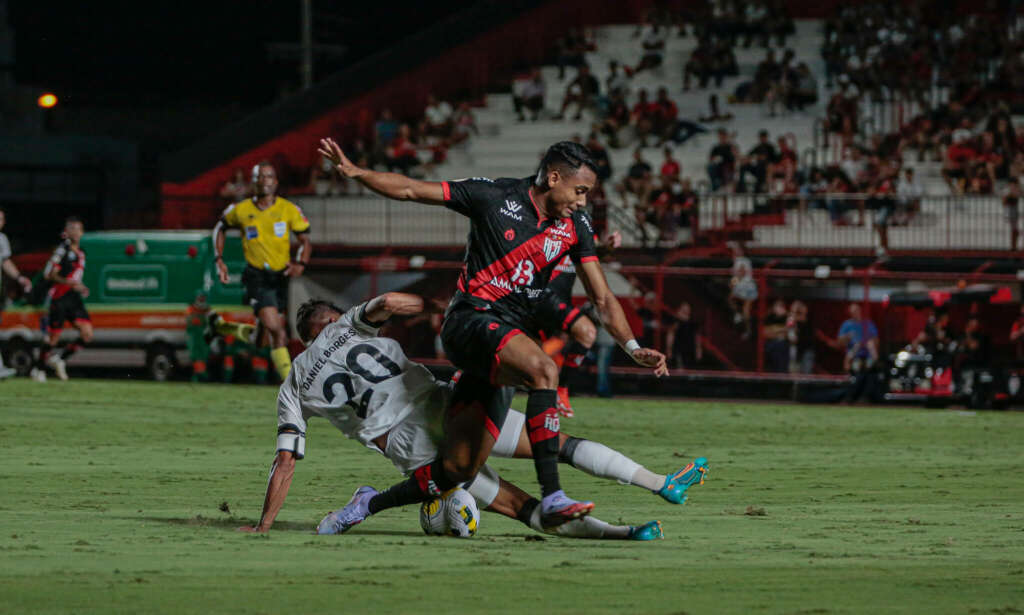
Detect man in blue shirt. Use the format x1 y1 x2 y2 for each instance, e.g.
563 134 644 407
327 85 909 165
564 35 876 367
837 303 880 402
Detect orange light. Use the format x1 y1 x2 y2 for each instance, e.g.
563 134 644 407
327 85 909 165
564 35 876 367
38 93 58 109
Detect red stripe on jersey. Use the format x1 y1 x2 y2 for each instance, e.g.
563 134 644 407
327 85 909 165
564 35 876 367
442 181 451 201
580 256 599 263
464 232 566 303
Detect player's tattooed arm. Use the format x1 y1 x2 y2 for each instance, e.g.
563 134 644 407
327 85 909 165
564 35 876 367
577 260 669 377
318 138 446 205
239 450 297 533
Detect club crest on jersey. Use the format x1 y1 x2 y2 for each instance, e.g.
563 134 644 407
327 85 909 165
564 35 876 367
500 199 523 221
543 237 563 262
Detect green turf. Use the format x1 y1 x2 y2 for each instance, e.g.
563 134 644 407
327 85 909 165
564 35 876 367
1 379 1022 614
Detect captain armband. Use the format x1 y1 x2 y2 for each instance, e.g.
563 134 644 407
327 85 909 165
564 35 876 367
276 424 306 459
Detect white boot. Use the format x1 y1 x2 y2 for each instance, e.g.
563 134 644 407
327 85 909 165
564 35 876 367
46 355 68 381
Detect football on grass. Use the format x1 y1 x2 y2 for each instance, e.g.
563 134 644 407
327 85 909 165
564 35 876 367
419 487 479 538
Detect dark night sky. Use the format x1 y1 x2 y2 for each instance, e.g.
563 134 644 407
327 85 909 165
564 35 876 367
10 1 470 108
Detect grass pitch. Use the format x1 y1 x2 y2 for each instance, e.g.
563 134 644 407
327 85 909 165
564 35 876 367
1 379 1022 614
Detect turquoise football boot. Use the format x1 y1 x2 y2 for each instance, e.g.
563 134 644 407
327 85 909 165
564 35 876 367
657 457 709 504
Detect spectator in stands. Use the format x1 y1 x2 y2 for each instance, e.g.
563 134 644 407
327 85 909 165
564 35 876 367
628 22 667 76
557 64 600 121
913 306 957 367
683 37 714 90
605 60 630 100
707 129 738 191
763 298 790 372
586 133 612 182
449 102 478 147
789 63 818 111
1005 179 1020 251
835 302 879 402
630 88 658 147
374 109 399 165
942 130 977 195
737 129 777 193
825 169 855 225
798 168 828 214
787 300 814 374
652 87 678 145
957 315 990 371
219 169 250 202
513 69 545 122
772 135 798 187
728 242 757 339
869 164 898 255
660 147 680 183
384 124 422 176
741 1 769 48
665 301 701 369
897 167 924 225
617 148 653 210
424 94 453 138
555 27 587 80
600 92 630 148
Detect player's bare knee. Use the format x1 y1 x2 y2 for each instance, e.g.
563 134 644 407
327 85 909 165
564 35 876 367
574 319 597 348
526 354 559 389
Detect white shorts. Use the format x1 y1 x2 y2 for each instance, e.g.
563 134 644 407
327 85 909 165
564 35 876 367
382 406 527 508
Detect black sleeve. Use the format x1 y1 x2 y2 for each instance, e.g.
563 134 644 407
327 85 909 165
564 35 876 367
442 178 498 218
570 212 598 264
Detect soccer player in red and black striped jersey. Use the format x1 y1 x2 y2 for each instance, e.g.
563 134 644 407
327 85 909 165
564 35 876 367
318 138 667 528
31 217 94 382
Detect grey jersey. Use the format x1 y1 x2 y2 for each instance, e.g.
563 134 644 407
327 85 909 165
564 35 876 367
276 302 445 459
0 232 10 295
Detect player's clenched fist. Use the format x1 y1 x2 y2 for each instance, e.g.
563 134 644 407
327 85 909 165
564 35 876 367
632 348 669 377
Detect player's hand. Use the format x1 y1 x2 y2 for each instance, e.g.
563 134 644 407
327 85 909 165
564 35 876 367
74 283 90 298
216 260 230 285
632 347 669 377
284 262 305 277
318 138 363 179
17 275 32 293
237 525 268 533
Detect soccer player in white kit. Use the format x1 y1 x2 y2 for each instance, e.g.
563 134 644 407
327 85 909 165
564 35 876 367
239 292 708 539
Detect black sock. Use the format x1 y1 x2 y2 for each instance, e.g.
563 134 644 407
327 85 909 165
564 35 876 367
367 458 457 514
516 497 541 527
36 343 53 369
525 388 561 497
559 341 589 382
60 342 81 360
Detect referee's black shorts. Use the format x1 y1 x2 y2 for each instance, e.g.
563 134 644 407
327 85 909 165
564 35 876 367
242 266 288 312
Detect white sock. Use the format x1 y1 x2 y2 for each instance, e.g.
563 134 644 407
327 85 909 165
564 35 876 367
564 439 663 492
528 506 630 539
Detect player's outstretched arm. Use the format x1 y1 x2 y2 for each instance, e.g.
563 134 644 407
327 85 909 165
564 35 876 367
577 260 668 377
362 292 436 324
318 138 446 205
239 450 297 533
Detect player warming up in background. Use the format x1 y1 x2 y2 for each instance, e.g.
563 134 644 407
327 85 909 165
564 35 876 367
31 217 92 382
239 293 707 539
212 163 312 382
318 137 668 528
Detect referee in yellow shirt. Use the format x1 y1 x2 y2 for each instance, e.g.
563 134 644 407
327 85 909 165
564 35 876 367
213 163 312 381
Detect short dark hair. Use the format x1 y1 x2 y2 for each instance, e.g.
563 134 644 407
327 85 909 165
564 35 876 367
534 141 598 188
296 298 344 343
65 216 82 226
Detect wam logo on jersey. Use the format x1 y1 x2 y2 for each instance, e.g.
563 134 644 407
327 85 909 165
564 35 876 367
543 237 563 262
500 199 523 221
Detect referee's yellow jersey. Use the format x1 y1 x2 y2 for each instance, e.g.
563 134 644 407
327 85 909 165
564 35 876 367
221 197 310 271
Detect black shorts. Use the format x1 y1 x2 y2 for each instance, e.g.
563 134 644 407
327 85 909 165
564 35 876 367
242 266 288 312
48 292 90 330
533 293 586 338
441 305 525 384
447 373 514 442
